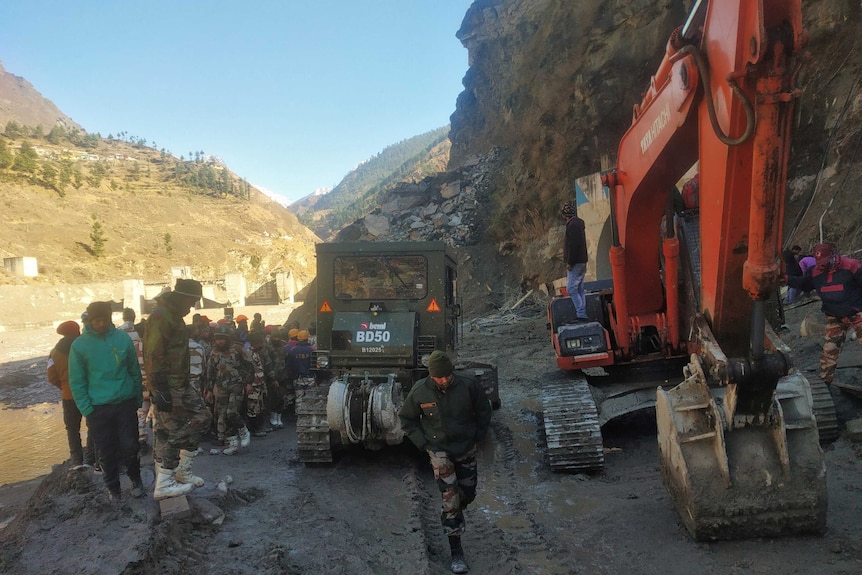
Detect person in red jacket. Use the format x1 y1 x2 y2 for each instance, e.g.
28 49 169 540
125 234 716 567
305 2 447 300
787 243 862 386
47 320 96 470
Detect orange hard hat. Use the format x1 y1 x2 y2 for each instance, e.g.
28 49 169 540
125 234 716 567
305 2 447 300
235 315 248 322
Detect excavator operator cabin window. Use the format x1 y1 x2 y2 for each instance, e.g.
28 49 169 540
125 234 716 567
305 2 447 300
333 255 427 300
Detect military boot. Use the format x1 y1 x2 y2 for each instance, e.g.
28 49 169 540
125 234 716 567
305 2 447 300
270 412 280 430
239 426 251 448
153 462 195 500
174 449 205 487
448 536 469 574
222 436 240 456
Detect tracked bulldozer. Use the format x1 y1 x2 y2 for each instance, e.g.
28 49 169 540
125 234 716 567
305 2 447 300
296 241 500 464
544 0 834 540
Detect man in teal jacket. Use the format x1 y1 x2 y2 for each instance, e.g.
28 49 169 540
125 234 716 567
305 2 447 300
69 301 144 501
399 350 492 575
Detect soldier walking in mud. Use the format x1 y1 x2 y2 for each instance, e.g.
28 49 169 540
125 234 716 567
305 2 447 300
399 350 492 574
144 279 211 499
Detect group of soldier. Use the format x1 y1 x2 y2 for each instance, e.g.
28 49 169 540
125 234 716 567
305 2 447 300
51 278 316 501
189 309 315 456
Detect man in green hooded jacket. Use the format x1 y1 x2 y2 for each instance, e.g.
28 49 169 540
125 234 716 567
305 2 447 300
69 301 144 501
399 350 492 574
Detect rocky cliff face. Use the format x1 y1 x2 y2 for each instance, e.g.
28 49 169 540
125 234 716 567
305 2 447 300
448 0 862 282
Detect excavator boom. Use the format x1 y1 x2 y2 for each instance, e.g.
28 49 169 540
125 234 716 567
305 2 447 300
603 0 826 540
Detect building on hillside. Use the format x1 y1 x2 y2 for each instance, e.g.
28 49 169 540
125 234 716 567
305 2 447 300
3 257 38 277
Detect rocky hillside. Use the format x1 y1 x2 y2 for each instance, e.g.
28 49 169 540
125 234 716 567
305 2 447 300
290 126 451 241
0 62 79 133
0 134 320 287
446 0 862 276
0 59 321 289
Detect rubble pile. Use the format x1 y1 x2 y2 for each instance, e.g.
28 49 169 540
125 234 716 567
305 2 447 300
334 148 505 246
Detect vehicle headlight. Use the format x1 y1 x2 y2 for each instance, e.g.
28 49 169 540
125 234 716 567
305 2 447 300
420 353 431 368
316 354 330 369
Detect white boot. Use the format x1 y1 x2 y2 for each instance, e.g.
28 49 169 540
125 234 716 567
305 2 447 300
239 426 251 448
276 413 284 428
270 412 280 429
222 436 239 456
174 449 205 487
153 462 195 500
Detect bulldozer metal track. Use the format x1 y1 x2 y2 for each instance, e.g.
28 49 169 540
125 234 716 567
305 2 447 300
296 384 333 463
541 373 604 472
809 378 838 445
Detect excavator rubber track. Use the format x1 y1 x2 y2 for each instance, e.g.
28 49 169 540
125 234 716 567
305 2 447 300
541 373 604 472
295 383 333 463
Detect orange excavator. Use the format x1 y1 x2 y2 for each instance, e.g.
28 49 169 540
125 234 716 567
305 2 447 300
544 0 833 540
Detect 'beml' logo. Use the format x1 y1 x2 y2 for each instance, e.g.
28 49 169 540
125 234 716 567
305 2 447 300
360 321 387 330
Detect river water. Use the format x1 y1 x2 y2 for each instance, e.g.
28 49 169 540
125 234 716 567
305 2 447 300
0 401 70 486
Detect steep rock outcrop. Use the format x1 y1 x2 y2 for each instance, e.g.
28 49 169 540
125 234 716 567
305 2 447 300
449 0 862 283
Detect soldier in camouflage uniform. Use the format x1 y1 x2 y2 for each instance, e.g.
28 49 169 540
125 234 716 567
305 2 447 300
207 329 251 454
399 351 492 575
247 331 276 435
144 279 210 500
265 327 289 429
787 243 862 386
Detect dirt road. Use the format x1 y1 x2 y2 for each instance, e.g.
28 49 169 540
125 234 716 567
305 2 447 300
1 303 861 575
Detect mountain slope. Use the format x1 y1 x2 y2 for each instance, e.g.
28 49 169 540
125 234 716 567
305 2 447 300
449 0 862 256
290 126 450 240
0 61 79 133
0 134 319 287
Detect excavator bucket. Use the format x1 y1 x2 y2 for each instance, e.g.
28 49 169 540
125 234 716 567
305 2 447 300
656 357 827 541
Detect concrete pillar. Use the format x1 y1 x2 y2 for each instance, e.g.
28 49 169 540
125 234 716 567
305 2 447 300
122 279 145 317
276 271 295 303
224 272 246 307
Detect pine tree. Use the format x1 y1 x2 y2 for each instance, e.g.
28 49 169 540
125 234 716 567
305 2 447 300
0 139 13 169
12 142 38 173
90 216 106 257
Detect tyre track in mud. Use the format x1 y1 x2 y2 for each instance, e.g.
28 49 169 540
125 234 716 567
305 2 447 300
408 347 584 575
189 444 431 575
473 409 580 575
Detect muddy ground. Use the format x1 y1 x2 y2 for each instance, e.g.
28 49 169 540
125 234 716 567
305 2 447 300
0 300 861 575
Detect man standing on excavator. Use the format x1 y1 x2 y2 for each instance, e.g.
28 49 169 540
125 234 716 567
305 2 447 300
562 200 589 320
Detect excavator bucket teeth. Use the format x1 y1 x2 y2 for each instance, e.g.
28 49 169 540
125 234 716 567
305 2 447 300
656 370 827 541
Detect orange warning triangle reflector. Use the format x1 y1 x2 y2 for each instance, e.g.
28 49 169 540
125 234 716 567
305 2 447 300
319 300 332 313
426 298 441 312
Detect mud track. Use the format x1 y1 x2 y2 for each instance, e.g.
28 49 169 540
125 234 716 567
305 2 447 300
1 304 862 574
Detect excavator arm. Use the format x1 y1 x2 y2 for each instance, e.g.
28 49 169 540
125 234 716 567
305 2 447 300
602 0 826 540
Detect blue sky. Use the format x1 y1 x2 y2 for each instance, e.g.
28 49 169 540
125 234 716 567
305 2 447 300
0 1 473 203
